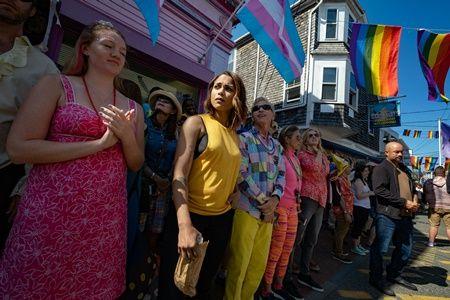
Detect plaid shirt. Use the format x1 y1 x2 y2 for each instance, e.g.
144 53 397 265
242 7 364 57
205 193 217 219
237 127 286 219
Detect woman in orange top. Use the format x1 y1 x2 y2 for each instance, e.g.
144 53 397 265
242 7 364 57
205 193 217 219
159 71 248 299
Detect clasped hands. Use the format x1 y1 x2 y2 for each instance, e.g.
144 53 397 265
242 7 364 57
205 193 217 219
259 196 279 223
98 104 135 147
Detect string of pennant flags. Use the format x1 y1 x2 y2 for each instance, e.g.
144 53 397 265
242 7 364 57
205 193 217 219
410 156 438 171
403 129 439 139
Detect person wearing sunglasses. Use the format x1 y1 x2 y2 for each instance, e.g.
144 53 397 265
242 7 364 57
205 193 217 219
0 0 59 253
225 97 286 300
285 128 330 293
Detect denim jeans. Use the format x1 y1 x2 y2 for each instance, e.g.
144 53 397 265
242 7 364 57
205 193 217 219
285 197 324 280
369 213 413 283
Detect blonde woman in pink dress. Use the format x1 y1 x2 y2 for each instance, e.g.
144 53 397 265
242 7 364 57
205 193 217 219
0 21 145 299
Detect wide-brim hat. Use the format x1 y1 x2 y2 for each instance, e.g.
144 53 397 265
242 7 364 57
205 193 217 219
147 90 182 121
331 153 350 177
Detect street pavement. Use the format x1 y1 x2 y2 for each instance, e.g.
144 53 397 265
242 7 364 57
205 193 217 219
302 212 450 300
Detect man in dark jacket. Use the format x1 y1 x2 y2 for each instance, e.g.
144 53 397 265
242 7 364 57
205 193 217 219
370 142 418 296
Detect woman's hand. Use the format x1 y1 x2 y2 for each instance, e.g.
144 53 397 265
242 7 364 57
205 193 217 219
259 196 278 215
98 127 118 149
178 223 201 260
155 176 170 193
100 105 135 143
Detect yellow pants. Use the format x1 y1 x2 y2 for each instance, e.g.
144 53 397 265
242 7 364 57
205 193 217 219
225 209 273 300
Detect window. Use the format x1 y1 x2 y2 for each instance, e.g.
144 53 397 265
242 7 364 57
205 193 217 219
326 9 338 39
321 67 337 100
227 49 236 72
347 14 354 44
285 77 301 103
349 72 357 107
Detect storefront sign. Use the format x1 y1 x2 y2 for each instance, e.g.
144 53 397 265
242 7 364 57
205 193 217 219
370 101 400 128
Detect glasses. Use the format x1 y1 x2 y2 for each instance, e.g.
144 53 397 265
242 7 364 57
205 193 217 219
252 104 272 112
308 133 319 138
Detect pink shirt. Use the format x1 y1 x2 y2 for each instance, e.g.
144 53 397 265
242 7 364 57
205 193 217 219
298 150 330 207
279 149 302 209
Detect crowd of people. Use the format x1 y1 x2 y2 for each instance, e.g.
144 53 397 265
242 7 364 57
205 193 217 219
1 2 450 300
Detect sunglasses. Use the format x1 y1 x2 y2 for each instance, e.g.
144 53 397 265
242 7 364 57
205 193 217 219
308 133 319 138
157 97 172 104
252 104 272 112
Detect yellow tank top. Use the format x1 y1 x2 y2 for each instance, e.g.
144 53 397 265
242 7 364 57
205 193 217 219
188 114 241 216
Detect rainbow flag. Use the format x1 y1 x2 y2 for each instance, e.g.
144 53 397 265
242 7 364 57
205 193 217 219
410 156 422 169
417 30 450 103
350 24 402 97
237 0 305 83
424 157 438 171
403 129 411 136
413 130 421 138
134 0 164 45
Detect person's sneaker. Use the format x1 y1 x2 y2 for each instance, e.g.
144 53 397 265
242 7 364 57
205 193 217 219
332 254 353 264
331 250 349 257
309 260 321 272
259 292 277 300
279 281 304 300
297 274 324 292
369 279 395 297
272 288 295 300
427 241 435 247
351 246 367 256
358 245 370 253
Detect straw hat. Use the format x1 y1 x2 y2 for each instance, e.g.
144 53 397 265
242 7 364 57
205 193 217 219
147 90 182 121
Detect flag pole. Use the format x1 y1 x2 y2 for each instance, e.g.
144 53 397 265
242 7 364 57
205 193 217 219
438 117 442 166
198 0 246 63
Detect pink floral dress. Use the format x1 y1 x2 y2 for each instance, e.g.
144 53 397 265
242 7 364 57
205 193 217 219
0 75 133 299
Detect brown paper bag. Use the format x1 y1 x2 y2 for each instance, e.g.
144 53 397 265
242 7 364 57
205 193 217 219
173 241 209 297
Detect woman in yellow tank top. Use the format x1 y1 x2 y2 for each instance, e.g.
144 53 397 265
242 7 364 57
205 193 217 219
159 71 248 299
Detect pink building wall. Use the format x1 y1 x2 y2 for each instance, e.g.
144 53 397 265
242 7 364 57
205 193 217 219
61 0 236 84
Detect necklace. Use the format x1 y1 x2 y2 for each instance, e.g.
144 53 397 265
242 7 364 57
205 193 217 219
82 76 116 116
253 131 275 154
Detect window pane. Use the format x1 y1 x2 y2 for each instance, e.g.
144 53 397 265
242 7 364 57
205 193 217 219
347 15 354 42
326 24 337 38
327 9 337 22
287 77 300 87
350 72 357 90
323 68 336 83
349 90 356 106
286 86 301 101
322 84 336 100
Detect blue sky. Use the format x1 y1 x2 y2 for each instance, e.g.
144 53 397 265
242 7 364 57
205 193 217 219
231 0 450 162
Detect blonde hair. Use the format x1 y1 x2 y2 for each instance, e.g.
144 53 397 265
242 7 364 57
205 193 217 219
204 71 248 130
301 128 324 153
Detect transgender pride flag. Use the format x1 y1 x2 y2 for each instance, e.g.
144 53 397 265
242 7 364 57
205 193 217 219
134 0 164 45
237 0 305 83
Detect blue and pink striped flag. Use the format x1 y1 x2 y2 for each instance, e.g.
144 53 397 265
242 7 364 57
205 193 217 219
237 0 305 83
134 0 164 45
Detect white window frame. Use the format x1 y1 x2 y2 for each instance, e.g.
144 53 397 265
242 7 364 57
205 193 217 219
325 9 338 40
347 14 355 44
227 48 236 72
284 77 301 104
348 71 358 109
321 67 338 101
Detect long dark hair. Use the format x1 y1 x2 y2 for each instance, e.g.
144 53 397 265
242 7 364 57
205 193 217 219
204 71 247 130
151 96 177 140
352 160 369 184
